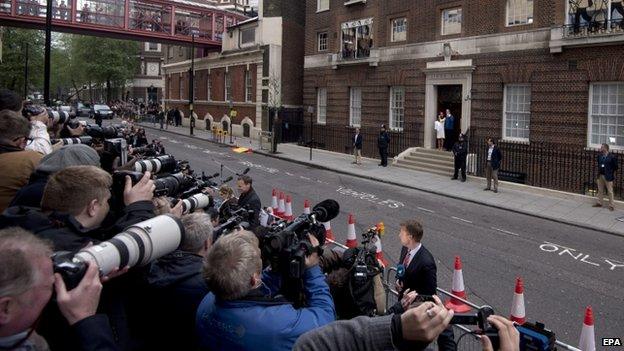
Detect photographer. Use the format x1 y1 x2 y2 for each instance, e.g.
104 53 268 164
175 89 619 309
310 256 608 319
131 213 212 350
235 175 261 228
197 230 335 351
0 227 118 351
0 110 43 213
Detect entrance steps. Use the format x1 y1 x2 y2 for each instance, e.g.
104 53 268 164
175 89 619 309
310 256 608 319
394 147 454 177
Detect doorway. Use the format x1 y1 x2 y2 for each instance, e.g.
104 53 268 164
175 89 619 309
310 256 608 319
437 85 462 148
147 87 158 104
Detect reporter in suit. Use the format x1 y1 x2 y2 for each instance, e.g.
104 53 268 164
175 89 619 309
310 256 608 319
395 220 456 351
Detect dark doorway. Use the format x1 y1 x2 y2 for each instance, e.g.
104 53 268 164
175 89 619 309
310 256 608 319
437 85 462 146
243 123 250 137
147 87 158 104
222 120 229 132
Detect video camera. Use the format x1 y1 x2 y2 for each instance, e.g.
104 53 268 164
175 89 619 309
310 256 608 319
52 215 185 290
348 224 384 286
451 306 556 351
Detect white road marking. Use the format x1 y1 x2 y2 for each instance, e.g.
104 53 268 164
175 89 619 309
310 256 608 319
417 207 435 213
491 227 519 236
539 241 623 271
452 216 473 224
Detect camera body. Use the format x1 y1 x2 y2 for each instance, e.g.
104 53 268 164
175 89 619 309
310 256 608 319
104 138 128 166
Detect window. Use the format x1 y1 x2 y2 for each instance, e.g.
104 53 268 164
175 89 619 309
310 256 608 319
589 83 624 148
245 70 253 102
503 84 531 141
506 0 533 26
147 42 158 51
168 46 173 59
350 87 362 127
318 32 328 51
240 27 255 45
207 74 211 101
317 88 327 124
179 76 185 100
441 7 462 35
341 18 374 60
391 18 407 42
225 72 232 101
389 87 405 131
317 0 329 12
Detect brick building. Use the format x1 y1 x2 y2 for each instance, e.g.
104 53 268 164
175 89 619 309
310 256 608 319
303 0 624 195
127 42 165 104
162 0 305 139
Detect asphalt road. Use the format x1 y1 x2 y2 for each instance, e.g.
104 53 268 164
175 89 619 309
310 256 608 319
144 127 623 344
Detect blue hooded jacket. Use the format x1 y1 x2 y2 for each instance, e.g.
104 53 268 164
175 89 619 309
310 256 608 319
196 266 335 351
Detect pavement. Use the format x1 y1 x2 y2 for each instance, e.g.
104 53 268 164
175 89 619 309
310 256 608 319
139 121 624 237
128 122 624 343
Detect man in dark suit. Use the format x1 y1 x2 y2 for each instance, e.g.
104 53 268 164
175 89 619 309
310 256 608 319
377 125 390 167
396 220 456 351
593 143 618 211
236 175 262 228
484 137 502 193
451 133 468 182
352 128 363 165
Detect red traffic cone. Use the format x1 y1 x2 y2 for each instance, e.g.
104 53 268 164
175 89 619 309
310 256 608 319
271 189 278 211
510 277 526 325
345 213 357 248
277 192 285 217
374 234 389 267
579 306 596 351
303 199 311 215
323 221 336 241
284 195 293 221
445 256 471 313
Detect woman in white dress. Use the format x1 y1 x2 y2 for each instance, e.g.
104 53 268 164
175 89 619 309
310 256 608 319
434 112 446 150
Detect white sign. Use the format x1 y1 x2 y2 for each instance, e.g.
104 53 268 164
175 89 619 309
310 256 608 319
341 17 373 29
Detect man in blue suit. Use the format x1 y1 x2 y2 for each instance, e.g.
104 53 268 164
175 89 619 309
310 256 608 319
196 231 335 351
443 109 455 151
593 143 618 211
484 137 502 193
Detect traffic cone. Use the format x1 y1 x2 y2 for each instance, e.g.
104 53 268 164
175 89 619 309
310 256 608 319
579 306 596 351
277 192 286 217
374 235 389 267
303 199 311 215
445 256 472 313
284 195 293 221
345 213 357 248
271 189 278 211
510 277 526 325
323 221 336 241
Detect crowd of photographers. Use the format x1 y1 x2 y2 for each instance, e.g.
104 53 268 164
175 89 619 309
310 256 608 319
0 88 522 351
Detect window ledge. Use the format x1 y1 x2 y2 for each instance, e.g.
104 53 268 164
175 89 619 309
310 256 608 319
501 138 529 145
344 0 366 5
316 8 330 14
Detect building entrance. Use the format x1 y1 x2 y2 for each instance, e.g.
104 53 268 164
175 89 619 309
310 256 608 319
437 84 463 148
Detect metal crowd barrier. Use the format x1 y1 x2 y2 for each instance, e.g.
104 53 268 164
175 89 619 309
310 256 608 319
325 239 581 351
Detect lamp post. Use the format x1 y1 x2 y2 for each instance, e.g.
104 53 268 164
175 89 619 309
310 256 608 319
43 0 53 105
23 43 29 99
228 100 235 144
189 31 197 136
307 105 314 161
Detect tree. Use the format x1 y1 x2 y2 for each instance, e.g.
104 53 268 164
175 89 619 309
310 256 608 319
0 28 44 97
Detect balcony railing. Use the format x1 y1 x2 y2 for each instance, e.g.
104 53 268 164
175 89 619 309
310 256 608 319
562 18 624 38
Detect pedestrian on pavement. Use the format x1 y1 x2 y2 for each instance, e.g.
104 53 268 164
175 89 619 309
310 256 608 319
174 108 182 127
484 137 502 193
158 107 165 129
594 143 618 211
352 128 363 165
435 112 445 150
452 133 468 182
443 109 455 151
377 124 390 167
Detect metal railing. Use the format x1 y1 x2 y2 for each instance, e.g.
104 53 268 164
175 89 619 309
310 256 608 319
562 18 624 38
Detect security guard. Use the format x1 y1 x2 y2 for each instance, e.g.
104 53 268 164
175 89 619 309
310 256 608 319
451 133 468 182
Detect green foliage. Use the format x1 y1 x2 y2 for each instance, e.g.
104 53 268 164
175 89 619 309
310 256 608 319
0 28 45 96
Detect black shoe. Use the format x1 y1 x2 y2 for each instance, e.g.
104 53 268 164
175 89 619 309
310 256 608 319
484 188 491 191
493 189 498 193
461 179 466 182
378 163 383 166
451 177 458 180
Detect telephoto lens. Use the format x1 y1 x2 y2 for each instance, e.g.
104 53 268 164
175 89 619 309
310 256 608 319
153 173 187 197
74 214 185 277
48 110 70 125
134 155 177 174
52 136 93 146
181 193 213 214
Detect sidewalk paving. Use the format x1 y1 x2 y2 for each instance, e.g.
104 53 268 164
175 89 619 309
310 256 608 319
138 122 624 236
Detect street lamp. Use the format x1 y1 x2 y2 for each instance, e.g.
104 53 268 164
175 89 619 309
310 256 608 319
189 31 198 136
307 105 315 161
228 100 235 144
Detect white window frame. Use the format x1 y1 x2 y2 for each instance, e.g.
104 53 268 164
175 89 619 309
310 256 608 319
588 82 624 150
317 32 328 52
441 7 462 36
391 18 407 42
389 86 405 131
350 87 362 127
225 71 232 102
506 0 534 27
317 0 329 12
245 69 253 102
240 27 256 46
317 88 327 124
502 84 531 142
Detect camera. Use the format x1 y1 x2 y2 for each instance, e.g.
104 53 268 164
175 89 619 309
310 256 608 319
347 225 384 286
22 104 75 125
212 206 256 241
133 155 178 174
51 136 94 146
181 193 214 214
52 215 185 290
85 124 122 139
104 138 128 166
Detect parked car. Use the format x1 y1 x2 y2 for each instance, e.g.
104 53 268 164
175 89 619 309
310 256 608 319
73 102 91 117
91 104 114 119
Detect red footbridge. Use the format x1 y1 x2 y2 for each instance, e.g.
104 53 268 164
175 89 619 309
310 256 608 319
0 0 248 47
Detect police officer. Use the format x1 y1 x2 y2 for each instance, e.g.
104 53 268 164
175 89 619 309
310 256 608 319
451 133 467 182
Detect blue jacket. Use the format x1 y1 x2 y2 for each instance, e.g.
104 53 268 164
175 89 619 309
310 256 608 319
196 266 335 351
486 146 503 170
444 115 455 129
598 153 619 182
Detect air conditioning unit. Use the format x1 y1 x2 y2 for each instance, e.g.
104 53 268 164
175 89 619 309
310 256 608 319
344 0 366 6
